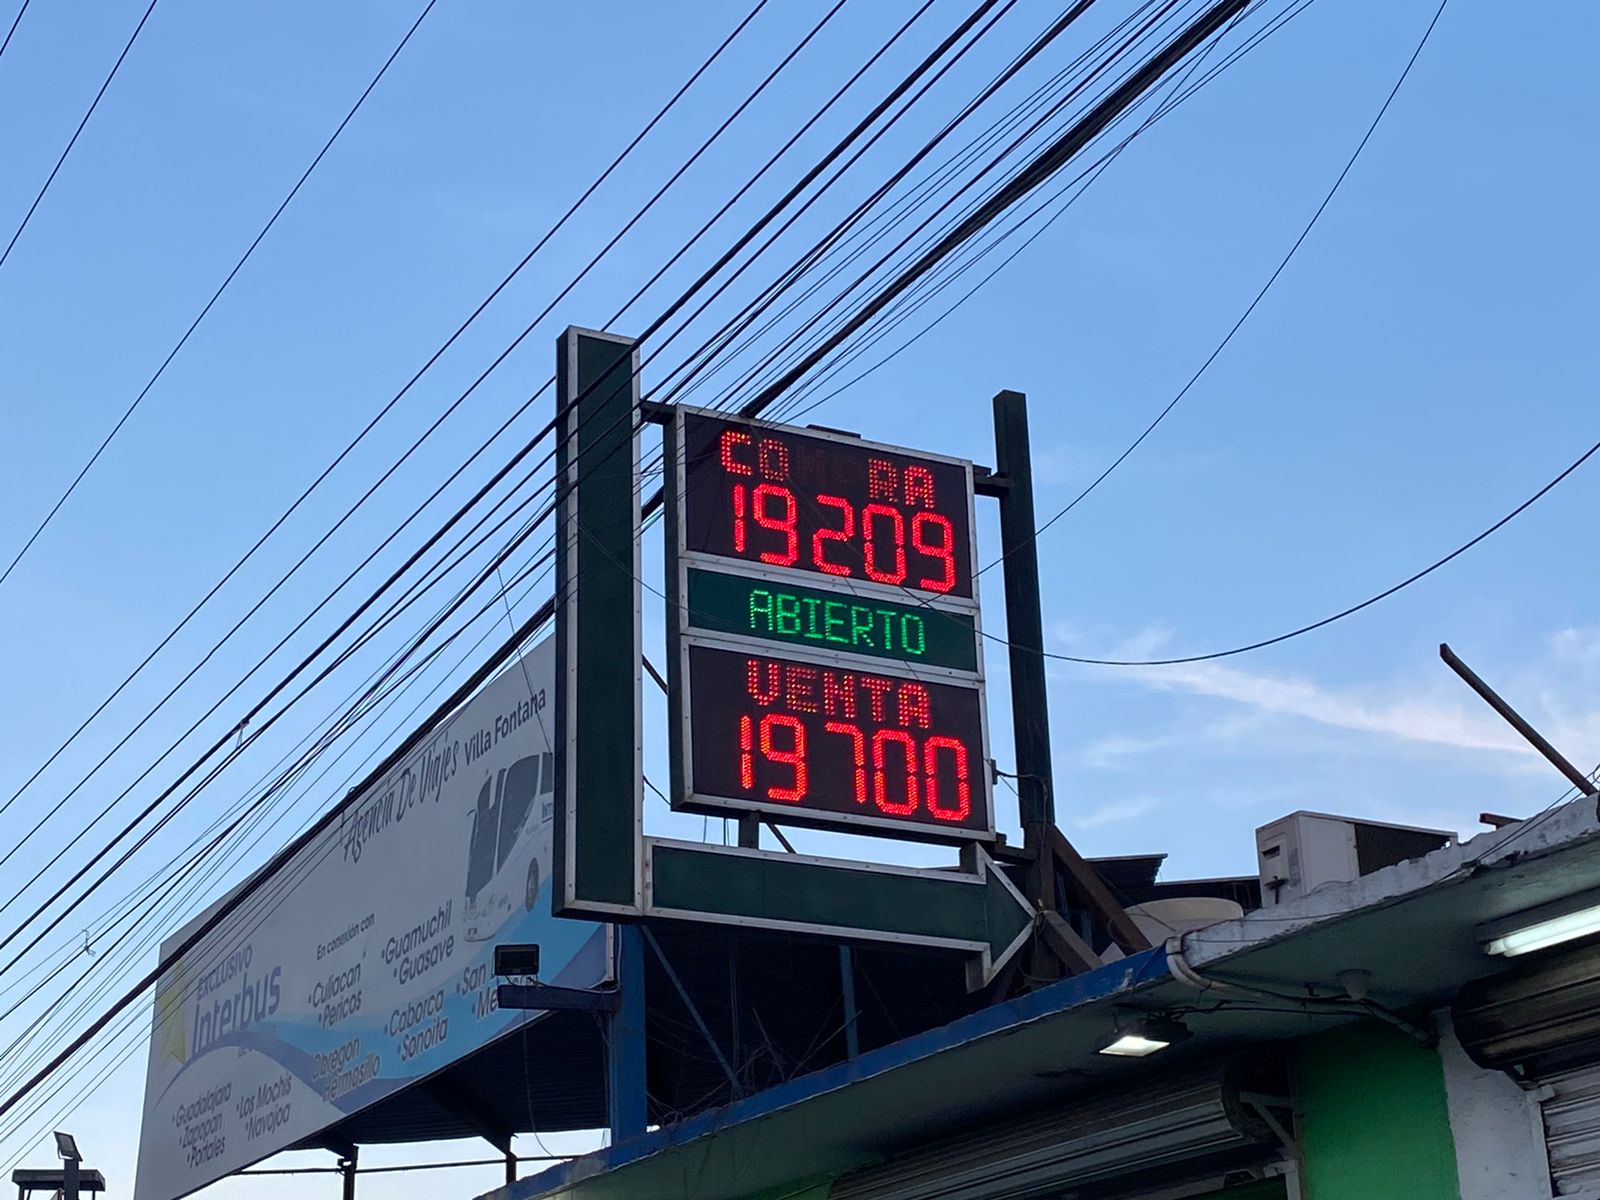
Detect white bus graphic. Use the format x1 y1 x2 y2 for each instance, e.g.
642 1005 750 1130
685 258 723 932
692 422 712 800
463 752 554 942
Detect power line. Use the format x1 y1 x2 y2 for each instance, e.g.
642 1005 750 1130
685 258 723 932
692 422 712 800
734 0 1535 675
0 0 1237 1125
0 0 775 829
1001 0 1451 570
0 0 1005 991
0 0 28 61
0 0 157 272
0 0 440 590
0 0 1078 1113
1044 433 1600 666
770 3 1318 425
0 0 1056 1017
0 0 998 898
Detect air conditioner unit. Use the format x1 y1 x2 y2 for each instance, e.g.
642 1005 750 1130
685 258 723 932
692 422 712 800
1255 811 1455 908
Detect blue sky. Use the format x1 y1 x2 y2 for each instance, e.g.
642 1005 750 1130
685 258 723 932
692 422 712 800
0 0 1597 1195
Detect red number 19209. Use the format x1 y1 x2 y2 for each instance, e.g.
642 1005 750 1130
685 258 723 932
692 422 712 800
730 485 957 593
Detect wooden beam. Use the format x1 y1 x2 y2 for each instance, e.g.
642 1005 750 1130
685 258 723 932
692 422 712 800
1037 911 1100 974
1047 825 1151 953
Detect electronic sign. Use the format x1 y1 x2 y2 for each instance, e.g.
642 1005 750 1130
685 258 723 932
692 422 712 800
666 407 991 844
685 567 979 673
684 644 990 838
676 409 977 600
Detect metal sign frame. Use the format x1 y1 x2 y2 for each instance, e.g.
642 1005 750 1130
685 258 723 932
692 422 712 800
642 838 1032 991
663 404 995 845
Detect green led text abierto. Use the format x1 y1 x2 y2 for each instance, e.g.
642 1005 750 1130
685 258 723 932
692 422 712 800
748 589 927 657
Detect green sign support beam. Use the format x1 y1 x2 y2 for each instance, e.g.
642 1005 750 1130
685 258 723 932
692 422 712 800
646 840 1033 989
554 326 643 918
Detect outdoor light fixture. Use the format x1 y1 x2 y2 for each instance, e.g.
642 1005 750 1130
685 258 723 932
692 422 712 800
1095 1012 1190 1058
494 943 541 977
52 1132 80 1162
1482 888 1600 957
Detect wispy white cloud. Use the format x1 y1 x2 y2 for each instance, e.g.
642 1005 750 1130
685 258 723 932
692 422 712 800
1132 658 1538 757
1054 617 1600 776
1075 797 1158 829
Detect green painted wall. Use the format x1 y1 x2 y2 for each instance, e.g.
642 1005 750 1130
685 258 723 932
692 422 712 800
1297 1024 1461 1200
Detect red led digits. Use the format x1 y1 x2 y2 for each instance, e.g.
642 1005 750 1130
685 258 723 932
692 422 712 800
872 730 920 815
751 483 799 566
911 512 956 593
715 652 983 830
811 495 854 577
824 721 866 803
922 735 971 821
860 504 907 585
702 416 970 598
759 713 807 802
731 484 747 552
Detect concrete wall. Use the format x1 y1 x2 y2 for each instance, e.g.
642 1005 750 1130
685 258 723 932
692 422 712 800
1434 1010 1552 1200
1296 1024 1460 1200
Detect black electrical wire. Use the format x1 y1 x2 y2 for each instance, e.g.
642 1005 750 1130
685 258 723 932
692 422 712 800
652 0 1197 437
0 0 1183 1119
0 0 1006 901
732 0 1524 678
996 0 1452 574
719 0 1211 421
739 0 1248 419
0 0 856 919
0 545 559 1117
656 0 1200 425
0 0 772 824
0 0 28 61
652 0 1109 407
0 480 567 1122
0 0 157 272
0 559 560 1116
0 0 440 591
771 0 1304 425
1045 433 1600 666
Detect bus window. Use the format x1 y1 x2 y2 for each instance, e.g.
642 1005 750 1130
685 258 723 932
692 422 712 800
540 752 554 794
465 773 499 902
497 756 539 871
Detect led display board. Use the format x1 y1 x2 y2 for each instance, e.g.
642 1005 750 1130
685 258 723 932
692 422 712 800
676 408 977 599
683 644 990 837
666 407 991 843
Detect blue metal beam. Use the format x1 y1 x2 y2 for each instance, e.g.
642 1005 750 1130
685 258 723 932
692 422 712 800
494 948 1169 1200
607 926 648 1142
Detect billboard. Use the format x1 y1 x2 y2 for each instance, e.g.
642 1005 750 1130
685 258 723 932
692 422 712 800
134 637 608 1200
664 406 993 844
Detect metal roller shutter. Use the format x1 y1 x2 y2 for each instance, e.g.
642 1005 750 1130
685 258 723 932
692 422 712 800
1454 944 1600 1197
1539 1063 1600 1199
828 1056 1289 1200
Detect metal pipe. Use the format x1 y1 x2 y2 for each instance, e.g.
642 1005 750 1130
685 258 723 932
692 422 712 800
1440 643 1597 796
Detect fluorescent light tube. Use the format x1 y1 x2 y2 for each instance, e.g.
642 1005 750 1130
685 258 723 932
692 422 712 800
1484 903 1600 957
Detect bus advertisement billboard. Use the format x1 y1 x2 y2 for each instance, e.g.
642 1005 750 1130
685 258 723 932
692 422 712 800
134 637 608 1200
